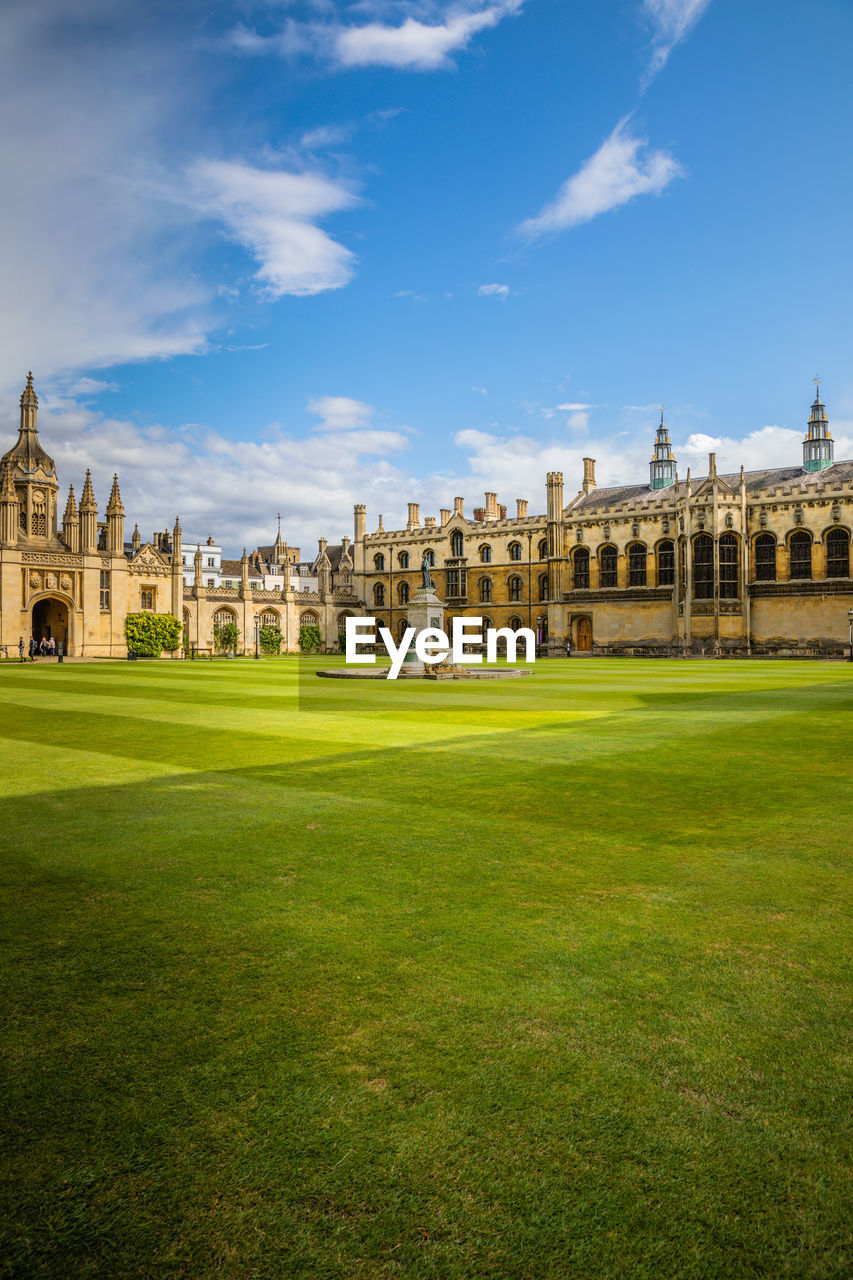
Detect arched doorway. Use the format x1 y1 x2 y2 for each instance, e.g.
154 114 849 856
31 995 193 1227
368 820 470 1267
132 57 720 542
576 617 592 651
32 596 70 650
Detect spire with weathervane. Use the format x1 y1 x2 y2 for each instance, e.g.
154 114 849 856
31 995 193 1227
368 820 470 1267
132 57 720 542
803 377 834 472
649 406 677 489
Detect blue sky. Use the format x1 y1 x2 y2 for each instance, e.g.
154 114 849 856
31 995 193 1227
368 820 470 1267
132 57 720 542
1 0 851 552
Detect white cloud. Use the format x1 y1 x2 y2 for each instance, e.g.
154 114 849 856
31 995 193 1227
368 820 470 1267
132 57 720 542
518 117 682 239
566 411 589 432
0 3 364 397
307 395 374 430
478 283 510 298
334 3 518 70
190 161 359 299
641 0 712 86
225 1 522 73
10 388 849 556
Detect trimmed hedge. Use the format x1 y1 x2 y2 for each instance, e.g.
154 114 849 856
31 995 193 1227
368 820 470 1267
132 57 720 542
125 612 182 658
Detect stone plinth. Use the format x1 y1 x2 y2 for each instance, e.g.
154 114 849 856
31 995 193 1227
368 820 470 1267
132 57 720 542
401 587 445 673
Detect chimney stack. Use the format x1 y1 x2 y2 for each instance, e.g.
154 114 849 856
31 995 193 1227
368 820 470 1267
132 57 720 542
354 504 366 542
582 458 596 493
440 508 451 526
454 496 464 517
407 502 420 529
516 498 528 519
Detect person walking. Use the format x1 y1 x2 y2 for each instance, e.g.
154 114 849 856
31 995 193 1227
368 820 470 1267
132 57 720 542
28 636 37 662
39 636 48 657
48 637 56 658
18 636 24 663
565 636 572 658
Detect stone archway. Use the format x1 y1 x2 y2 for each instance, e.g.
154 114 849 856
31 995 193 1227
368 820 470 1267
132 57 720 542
32 595 70 652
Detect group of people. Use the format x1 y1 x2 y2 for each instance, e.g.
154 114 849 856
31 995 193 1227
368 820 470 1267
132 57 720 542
19 635 57 661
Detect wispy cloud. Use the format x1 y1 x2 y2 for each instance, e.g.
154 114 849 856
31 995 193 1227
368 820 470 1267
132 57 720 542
224 1 522 73
641 0 712 87
190 161 359 299
518 117 682 239
478 283 510 297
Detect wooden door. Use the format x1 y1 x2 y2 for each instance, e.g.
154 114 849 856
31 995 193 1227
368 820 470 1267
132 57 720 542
576 617 592 651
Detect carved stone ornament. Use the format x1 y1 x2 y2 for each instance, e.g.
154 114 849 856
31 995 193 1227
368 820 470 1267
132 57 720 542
794 508 804 525
60 574 72 592
632 522 640 539
22 551 82 566
46 573 57 589
29 572 41 589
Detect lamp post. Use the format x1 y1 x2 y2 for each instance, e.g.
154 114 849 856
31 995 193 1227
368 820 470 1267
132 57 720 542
388 543 394 644
254 616 260 660
526 530 533 633
848 608 853 663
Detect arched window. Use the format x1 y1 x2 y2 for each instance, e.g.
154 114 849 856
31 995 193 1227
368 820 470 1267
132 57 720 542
374 583 385 605
599 545 617 588
398 551 409 569
301 611 319 627
398 581 410 604
537 538 547 559
508 616 523 631
213 608 236 630
538 573 549 602
508 575 523 602
573 547 589 589
628 542 647 586
789 531 812 579
755 534 776 582
479 544 491 563
450 530 464 557
826 528 850 578
508 541 522 561
693 534 713 598
719 533 739 598
396 617 408 640
423 548 435 567
259 610 279 627
374 553 385 571
479 577 492 602
481 616 493 633
657 540 675 586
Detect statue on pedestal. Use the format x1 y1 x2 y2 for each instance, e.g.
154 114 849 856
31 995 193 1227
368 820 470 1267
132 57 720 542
420 552 434 591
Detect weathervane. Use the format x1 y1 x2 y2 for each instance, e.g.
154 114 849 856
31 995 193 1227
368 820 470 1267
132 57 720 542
813 376 821 392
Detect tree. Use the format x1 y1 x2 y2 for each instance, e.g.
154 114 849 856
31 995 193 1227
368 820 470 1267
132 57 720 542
259 623 282 655
214 620 239 655
125 612 182 658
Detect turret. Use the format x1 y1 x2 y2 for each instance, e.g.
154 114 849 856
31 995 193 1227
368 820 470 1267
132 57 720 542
132 522 141 551
354 504 366 542
0 466 21 545
240 547 250 596
803 380 834 472
62 484 79 552
1 374 59 540
649 409 676 488
79 470 98 551
546 471 563 559
105 474 125 552
171 518 183 617
194 544 203 589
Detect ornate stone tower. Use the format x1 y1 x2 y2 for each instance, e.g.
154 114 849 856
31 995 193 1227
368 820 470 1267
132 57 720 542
79 470 98 552
803 381 834 472
105 474 125 553
0 373 59 543
649 409 677 489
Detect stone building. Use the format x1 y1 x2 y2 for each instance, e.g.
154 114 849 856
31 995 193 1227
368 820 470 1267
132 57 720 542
353 389 853 656
0 375 357 656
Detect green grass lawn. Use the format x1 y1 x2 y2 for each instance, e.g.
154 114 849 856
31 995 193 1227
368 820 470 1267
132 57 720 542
1 657 851 1279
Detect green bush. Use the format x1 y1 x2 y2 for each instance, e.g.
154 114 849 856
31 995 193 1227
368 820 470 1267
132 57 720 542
259 623 282 655
125 612 182 658
299 624 322 653
214 621 240 655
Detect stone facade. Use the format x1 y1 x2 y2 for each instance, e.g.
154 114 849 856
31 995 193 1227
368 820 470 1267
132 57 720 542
0 375 357 657
352 395 853 657
2 374 850 659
